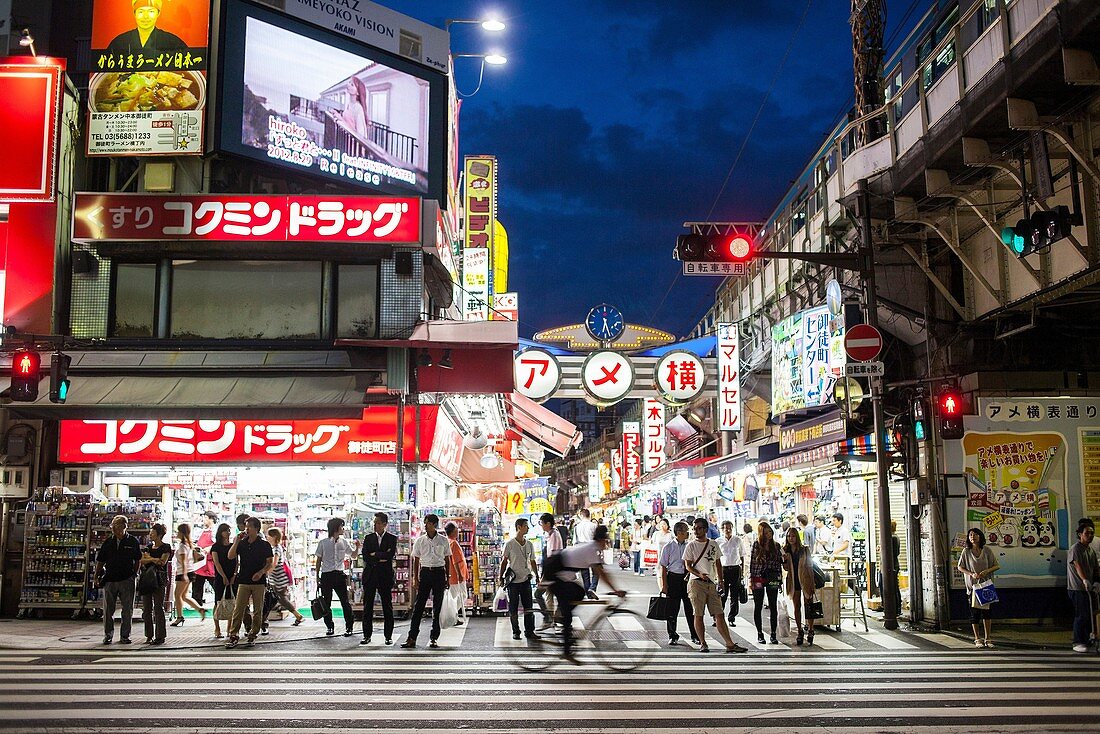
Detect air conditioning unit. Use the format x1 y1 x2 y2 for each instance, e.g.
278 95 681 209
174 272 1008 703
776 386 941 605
63 466 96 491
0 466 32 499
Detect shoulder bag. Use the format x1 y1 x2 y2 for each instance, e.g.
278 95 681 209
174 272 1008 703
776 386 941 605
136 564 160 595
214 585 236 621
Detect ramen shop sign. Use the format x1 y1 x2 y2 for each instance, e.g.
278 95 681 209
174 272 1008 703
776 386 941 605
72 193 422 244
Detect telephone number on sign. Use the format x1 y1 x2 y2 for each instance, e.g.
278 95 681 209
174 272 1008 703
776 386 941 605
99 132 153 141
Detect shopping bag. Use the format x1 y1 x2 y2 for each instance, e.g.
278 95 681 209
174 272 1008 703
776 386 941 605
646 594 672 621
439 588 460 628
310 596 330 620
617 551 630 570
806 596 824 620
776 594 792 639
973 580 999 606
493 586 509 613
214 587 235 621
643 548 659 567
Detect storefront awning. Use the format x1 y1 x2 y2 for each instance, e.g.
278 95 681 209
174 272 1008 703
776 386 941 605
503 392 582 458
3 375 371 419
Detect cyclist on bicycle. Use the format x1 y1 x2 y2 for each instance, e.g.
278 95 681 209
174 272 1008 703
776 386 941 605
547 525 625 663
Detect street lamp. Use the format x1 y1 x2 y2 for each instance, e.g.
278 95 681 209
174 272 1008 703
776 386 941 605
452 52 508 97
19 29 36 57
445 18 506 32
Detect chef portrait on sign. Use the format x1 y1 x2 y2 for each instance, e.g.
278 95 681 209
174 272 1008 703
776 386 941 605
106 0 188 59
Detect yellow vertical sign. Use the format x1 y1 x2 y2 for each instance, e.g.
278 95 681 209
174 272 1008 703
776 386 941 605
463 156 496 321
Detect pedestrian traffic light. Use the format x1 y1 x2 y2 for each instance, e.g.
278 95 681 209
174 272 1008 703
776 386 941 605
1000 206 1073 257
50 352 72 404
937 386 965 440
911 397 927 442
675 233 755 263
9 349 42 402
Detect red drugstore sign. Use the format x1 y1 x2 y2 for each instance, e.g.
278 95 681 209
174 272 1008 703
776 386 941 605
72 194 422 243
59 407 437 464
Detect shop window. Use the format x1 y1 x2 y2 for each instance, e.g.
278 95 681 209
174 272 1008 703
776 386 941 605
170 260 322 340
336 264 379 338
111 262 157 337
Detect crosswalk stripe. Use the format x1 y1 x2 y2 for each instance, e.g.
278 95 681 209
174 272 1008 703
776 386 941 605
801 631 853 649
860 630 919 649
915 633 980 649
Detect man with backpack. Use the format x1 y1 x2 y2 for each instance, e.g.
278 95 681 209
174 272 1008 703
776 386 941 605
545 525 624 663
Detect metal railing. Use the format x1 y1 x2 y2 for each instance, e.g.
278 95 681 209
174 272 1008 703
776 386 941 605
322 110 419 167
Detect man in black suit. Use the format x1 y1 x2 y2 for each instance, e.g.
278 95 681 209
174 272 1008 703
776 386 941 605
360 512 397 646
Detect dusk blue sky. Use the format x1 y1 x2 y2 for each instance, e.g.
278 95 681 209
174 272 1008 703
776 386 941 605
384 0 932 339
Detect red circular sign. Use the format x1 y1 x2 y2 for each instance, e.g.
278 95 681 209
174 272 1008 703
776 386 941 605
844 324 883 362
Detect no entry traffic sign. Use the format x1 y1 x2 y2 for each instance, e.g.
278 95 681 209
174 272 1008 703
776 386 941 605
844 324 883 362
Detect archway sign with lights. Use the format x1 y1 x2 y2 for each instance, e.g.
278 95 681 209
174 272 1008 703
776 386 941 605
515 307 729 410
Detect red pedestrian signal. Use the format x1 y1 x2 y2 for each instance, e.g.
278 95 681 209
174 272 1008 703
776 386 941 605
938 386 965 440
10 349 42 402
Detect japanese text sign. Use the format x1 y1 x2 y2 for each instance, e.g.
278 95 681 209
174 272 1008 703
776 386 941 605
581 351 635 404
88 0 210 156
622 421 641 491
0 59 64 203
59 408 437 464
513 348 562 403
463 156 496 320
588 468 601 502
643 398 666 473
771 304 845 416
427 412 464 480
654 350 706 404
72 193 421 243
716 323 740 432
610 448 622 495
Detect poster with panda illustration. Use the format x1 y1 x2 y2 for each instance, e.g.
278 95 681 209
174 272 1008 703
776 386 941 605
960 431 1069 584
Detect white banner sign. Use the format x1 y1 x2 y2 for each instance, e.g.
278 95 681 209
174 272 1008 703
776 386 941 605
717 323 741 432
493 291 518 321
610 448 622 495
643 398 666 473
622 421 640 491
587 468 600 502
462 247 490 321
270 0 451 73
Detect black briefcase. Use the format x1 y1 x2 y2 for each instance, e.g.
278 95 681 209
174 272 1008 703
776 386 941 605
310 596 329 620
647 594 672 620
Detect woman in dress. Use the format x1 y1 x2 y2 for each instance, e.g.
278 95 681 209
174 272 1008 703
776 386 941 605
957 527 1000 647
139 523 171 644
261 527 304 632
209 523 235 639
171 523 206 625
782 526 816 646
749 521 784 644
341 75 371 140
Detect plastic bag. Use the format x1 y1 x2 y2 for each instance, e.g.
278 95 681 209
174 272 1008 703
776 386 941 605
776 593 793 639
439 587 460 628
493 586 509 612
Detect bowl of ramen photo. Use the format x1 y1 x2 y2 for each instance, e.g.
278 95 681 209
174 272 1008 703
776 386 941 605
90 70 205 113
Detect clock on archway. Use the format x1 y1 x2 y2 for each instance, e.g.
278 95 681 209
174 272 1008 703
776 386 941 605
585 304 625 343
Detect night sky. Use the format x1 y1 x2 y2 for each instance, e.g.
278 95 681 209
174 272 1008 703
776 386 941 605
385 0 930 339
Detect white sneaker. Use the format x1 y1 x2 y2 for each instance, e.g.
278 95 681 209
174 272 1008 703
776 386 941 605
1072 643 1089 653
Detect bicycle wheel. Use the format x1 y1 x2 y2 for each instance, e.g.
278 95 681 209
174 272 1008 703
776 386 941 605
587 608 656 672
503 631 560 672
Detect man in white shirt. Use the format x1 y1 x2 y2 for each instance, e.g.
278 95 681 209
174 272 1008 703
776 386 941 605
535 513 561 629
830 513 852 562
572 509 599 598
658 521 699 646
684 518 747 653
314 517 359 637
718 520 744 626
549 525 624 663
500 518 540 640
401 514 452 649
813 516 832 557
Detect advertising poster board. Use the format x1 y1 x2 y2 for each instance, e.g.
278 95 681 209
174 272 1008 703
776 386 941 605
88 0 210 156
771 304 845 416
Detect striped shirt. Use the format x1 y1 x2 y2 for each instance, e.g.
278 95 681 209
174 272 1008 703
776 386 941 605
268 545 290 590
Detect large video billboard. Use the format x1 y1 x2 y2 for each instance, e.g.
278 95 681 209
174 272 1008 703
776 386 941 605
218 0 445 201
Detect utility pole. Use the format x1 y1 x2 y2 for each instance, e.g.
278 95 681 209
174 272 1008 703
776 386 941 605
857 178 899 631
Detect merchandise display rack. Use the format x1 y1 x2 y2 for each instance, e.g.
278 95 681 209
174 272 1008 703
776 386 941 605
423 504 478 616
18 488 94 619
85 498 164 618
473 508 503 615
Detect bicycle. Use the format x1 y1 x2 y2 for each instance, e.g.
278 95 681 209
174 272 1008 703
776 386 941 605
503 594 656 672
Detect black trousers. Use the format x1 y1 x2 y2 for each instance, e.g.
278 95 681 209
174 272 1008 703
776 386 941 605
507 580 536 636
753 584 779 634
550 580 586 654
408 567 446 642
363 575 394 641
191 574 211 605
665 571 696 640
720 565 743 616
320 570 354 632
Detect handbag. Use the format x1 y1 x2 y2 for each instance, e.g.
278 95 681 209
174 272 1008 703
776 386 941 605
738 585 749 605
646 594 672 621
214 585 235 621
973 580 998 606
136 565 160 595
812 560 828 589
617 551 630 570
806 595 824 620
191 546 206 564
310 595 330 620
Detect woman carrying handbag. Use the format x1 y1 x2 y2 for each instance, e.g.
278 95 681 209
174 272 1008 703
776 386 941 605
261 527 304 632
209 524 237 639
171 523 207 625
782 526 817 646
957 527 1000 647
749 521 784 644
138 523 171 645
